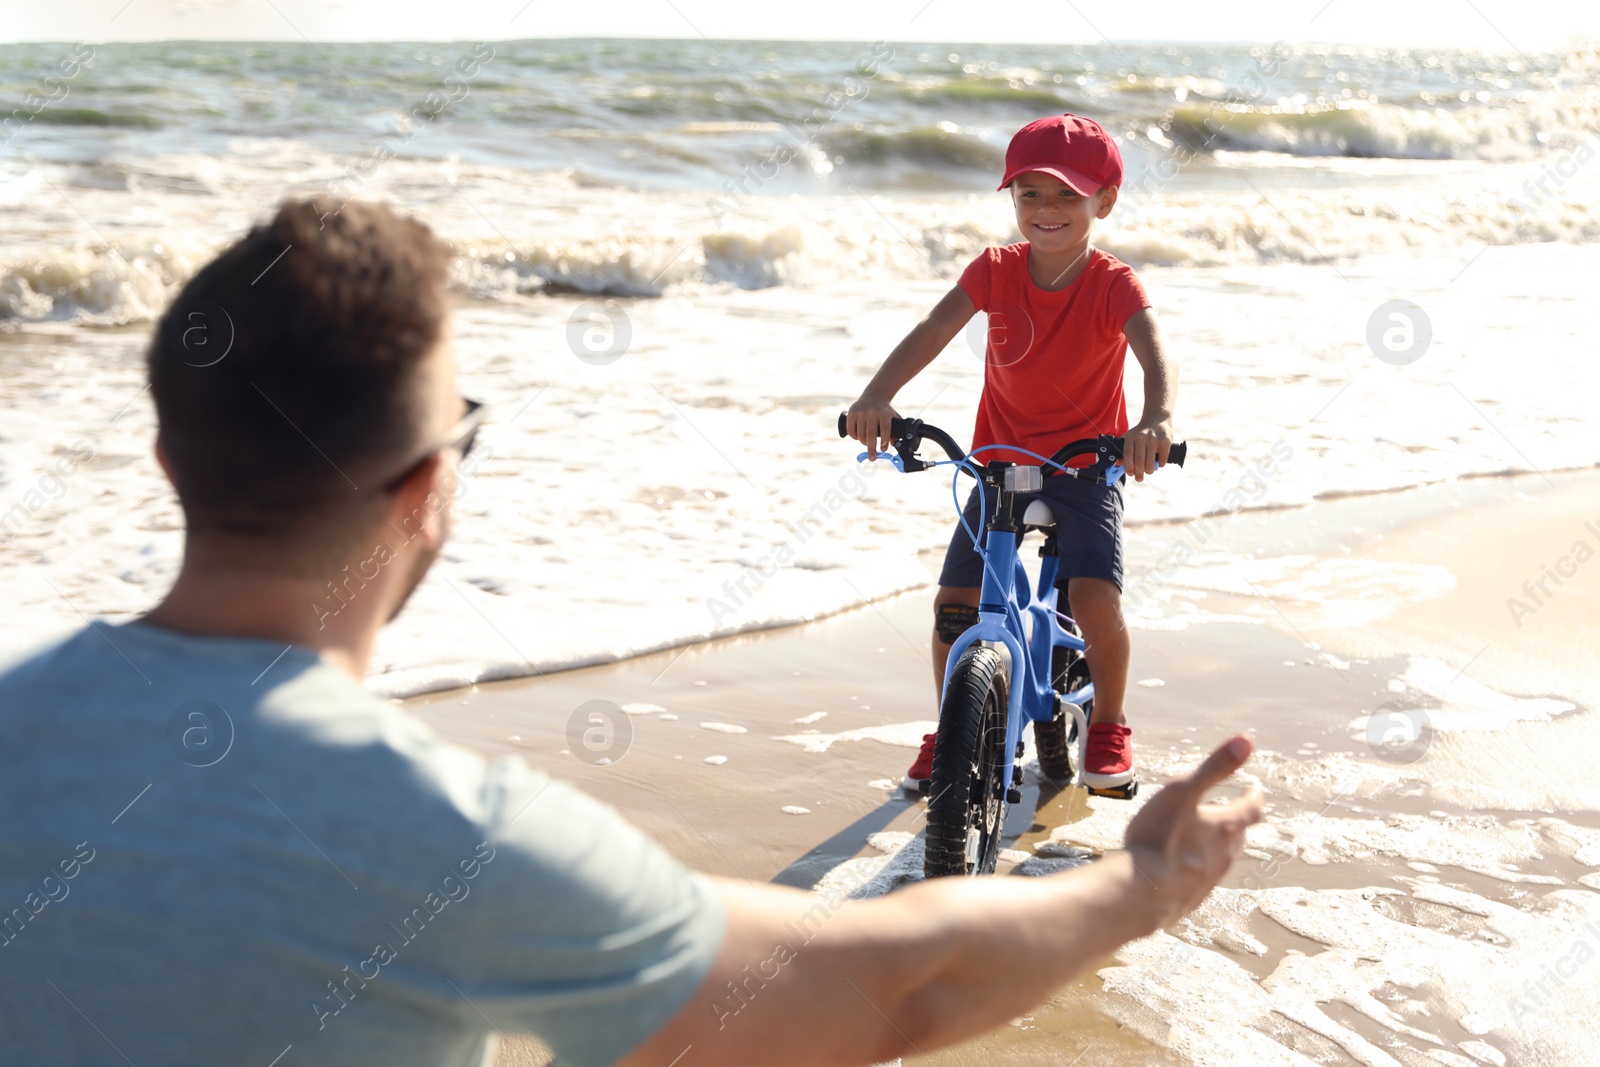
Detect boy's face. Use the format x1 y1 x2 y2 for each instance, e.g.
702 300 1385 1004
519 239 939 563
1009 172 1117 253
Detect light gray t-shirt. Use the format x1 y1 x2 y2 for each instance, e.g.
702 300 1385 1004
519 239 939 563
0 621 724 1067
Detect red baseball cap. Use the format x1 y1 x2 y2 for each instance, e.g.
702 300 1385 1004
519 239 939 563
998 113 1124 194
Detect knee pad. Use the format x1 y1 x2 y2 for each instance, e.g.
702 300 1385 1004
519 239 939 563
935 603 980 645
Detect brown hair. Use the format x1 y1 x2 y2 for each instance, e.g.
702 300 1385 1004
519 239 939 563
148 199 453 559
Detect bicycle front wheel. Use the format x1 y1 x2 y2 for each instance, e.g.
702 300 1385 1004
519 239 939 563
925 644 1010 878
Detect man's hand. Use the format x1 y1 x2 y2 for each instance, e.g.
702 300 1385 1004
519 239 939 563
847 395 901 461
1122 418 1173 482
1122 735 1264 931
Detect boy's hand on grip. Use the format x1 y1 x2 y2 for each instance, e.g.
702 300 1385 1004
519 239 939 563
1123 419 1173 481
847 396 901 461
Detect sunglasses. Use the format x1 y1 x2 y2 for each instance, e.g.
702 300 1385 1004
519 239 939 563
383 397 487 492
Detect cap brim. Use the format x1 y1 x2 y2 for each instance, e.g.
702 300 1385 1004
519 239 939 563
998 165 1100 195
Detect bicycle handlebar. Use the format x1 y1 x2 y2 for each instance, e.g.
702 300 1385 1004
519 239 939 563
836 411 1187 474
837 412 969 464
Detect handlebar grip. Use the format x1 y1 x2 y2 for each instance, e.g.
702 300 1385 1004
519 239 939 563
837 412 919 440
1168 441 1187 468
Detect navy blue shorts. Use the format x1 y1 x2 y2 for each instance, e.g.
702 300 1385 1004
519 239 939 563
937 475 1124 591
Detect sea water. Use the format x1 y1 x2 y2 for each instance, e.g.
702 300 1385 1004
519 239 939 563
3 38 1596 691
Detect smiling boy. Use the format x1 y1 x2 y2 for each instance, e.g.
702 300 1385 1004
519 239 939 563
847 113 1177 795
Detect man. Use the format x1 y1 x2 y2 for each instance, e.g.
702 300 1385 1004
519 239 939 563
0 199 1262 1067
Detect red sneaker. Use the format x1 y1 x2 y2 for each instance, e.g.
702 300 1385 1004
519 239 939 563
901 733 937 794
1083 723 1134 789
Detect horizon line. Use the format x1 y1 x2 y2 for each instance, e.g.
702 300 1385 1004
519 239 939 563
0 34 1573 53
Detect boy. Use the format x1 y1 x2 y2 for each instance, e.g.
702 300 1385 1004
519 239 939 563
846 113 1176 795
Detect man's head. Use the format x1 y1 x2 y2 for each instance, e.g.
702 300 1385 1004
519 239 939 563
148 198 463 589
1000 113 1122 250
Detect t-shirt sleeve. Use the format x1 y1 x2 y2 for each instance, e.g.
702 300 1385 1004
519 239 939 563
957 249 995 311
445 758 726 1067
1106 261 1153 329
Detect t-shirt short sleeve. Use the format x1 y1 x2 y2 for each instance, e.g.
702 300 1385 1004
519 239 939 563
1105 258 1152 328
957 248 996 311
447 757 727 1067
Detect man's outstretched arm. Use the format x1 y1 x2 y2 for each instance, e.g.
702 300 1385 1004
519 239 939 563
617 735 1263 1067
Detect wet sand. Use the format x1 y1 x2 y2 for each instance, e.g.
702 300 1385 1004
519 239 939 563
407 469 1599 1067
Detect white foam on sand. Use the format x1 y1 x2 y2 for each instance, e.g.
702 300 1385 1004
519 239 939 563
1127 553 1457 633
699 722 748 734
799 716 1600 1066
1374 657 1578 733
1349 657 1600 814
1236 750 1411 803
1534 819 1600 867
773 721 936 754
805 803 1600 1065
1174 887 1270 957
1256 812 1561 883
812 831 924 901
1096 875 1600 1067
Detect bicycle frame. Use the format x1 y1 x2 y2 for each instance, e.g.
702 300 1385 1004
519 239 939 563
836 411 1185 813
940 497 1096 798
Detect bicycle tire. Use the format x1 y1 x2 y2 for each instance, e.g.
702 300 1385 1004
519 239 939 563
1036 634 1091 782
925 644 1010 878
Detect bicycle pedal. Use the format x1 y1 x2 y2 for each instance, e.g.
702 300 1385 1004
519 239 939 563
1086 778 1139 800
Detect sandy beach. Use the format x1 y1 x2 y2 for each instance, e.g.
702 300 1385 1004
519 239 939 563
409 467 1599 1066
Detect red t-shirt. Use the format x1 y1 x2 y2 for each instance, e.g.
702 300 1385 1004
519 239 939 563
957 245 1150 465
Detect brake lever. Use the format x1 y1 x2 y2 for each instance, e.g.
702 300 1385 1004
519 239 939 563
856 450 906 472
1101 459 1164 487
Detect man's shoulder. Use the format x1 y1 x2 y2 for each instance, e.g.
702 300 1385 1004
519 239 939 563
0 620 401 762
0 620 507 854
0 626 87 685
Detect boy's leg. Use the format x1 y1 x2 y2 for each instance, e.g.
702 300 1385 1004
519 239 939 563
906 485 987 792
1066 577 1128 726
901 584 981 792
1045 474 1133 790
931 585 982 700
1068 575 1135 789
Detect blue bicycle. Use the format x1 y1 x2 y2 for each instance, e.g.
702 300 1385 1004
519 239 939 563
836 413 1187 877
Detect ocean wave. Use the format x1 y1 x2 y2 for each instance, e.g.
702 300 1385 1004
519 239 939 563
1161 92 1599 161
893 75 1070 112
0 246 189 326
33 107 162 129
6 169 1599 325
820 125 1005 171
